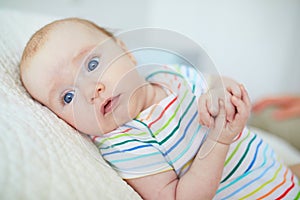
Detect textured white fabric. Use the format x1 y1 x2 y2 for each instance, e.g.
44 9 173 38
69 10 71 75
0 9 141 200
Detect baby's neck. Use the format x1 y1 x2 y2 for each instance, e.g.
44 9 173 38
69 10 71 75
141 83 168 111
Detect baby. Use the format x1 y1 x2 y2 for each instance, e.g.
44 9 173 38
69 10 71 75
20 18 300 199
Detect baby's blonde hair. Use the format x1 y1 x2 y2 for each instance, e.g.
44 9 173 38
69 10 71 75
20 18 114 71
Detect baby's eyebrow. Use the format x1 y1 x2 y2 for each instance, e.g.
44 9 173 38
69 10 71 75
72 45 96 66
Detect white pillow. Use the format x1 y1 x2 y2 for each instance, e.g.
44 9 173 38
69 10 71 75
0 9 141 200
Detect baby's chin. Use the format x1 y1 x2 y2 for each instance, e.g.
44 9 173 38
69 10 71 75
79 108 139 136
80 120 125 136
81 126 114 136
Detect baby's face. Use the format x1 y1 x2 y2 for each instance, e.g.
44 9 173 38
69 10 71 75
22 22 147 135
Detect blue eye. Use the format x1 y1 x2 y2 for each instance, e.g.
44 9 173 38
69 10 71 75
87 57 99 71
63 91 74 104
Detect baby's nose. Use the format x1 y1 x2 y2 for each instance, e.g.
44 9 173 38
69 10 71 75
90 83 105 103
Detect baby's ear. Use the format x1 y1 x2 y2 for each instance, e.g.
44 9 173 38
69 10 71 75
115 38 137 65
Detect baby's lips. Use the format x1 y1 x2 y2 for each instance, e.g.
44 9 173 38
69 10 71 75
100 97 110 115
100 95 120 116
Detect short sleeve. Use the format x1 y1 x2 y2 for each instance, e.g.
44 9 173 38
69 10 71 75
94 128 173 179
169 64 208 98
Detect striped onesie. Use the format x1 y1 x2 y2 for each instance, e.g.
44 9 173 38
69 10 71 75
92 65 300 199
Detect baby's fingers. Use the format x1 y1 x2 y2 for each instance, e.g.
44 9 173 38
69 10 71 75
207 94 219 117
224 92 235 122
213 100 226 131
217 99 226 118
231 95 249 122
240 84 251 111
198 95 214 127
227 84 242 99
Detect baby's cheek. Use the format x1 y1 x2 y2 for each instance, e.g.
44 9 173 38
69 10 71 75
74 114 100 135
69 103 99 134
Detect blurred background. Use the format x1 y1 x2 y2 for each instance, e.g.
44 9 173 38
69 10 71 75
1 0 299 101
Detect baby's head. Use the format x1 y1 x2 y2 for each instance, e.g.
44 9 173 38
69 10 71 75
20 18 147 136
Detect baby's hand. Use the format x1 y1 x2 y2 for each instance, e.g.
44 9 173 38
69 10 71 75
198 77 242 127
208 85 251 145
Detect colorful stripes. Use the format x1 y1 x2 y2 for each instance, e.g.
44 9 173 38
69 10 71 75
153 89 189 136
220 155 276 200
240 164 283 199
224 130 251 167
221 132 256 183
275 174 296 200
92 64 300 198
216 144 270 195
148 95 178 128
257 168 288 199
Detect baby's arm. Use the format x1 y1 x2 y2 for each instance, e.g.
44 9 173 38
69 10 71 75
126 85 251 199
126 139 230 199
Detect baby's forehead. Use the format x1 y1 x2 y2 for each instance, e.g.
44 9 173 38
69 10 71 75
39 25 94 56
50 21 98 40
55 20 93 31
24 19 116 77
50 22 111 47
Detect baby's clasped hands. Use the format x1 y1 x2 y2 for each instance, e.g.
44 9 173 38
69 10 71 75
208 84 251 145
198 76 243 128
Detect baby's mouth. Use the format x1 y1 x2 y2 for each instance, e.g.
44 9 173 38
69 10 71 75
101 95 120 116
